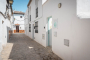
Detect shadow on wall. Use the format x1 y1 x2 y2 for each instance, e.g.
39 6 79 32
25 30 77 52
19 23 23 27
7 27 13 41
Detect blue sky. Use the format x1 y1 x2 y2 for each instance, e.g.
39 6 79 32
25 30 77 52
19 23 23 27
12 0 29 12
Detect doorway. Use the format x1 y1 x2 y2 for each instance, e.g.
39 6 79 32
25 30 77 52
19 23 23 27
48 17 52 47
16 26 19 33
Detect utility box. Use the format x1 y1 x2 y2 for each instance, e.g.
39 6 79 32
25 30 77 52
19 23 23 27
54 32 57 37
64 39 69 47
42 34 45 40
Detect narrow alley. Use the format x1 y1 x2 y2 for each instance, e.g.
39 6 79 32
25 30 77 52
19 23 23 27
1 34 62 60
0 0 90 60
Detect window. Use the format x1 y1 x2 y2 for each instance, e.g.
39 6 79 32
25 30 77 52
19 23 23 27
36 7 38 18
20 16 22 18
35 21 38 33
29 24 31 32
30 15 31 21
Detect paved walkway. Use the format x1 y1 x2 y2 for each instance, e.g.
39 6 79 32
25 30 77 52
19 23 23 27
1 34 62 60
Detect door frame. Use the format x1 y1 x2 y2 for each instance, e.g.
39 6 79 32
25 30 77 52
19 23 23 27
16 26 19 33
46 16 52 47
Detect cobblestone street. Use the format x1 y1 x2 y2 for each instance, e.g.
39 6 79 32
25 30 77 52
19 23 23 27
1 34 62 60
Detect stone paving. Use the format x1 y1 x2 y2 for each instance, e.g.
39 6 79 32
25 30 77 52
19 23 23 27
1 34 62 60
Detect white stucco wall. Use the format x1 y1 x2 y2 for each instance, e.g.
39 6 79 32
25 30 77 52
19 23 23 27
24 9 28 35
7 19 11 29
14 14 24 24
0 0 6 14
31 0 35 22
25 9 28 25
0 14 8 52
0 0 11 53
0 0 12 55
13 14 25 30
26 0 43 39
25 0 90 60
77 0 90 18
42 0 90 60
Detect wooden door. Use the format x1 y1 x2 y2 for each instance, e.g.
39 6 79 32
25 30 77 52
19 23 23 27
16 26 19 32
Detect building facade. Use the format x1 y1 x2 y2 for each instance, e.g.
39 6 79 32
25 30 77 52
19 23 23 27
25 0 90 60
24 9 29 36
12 11 25 33
0 0 13 54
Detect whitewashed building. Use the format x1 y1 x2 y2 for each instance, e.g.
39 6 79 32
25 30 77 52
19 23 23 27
24 9 29 36
0 0 13 54
12 11 25 33
25 0 90 60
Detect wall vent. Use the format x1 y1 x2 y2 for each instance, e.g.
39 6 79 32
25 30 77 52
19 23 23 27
64 39 69 47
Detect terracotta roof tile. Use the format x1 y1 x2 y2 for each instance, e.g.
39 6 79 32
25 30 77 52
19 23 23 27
15 24 20 25
14 11 25 15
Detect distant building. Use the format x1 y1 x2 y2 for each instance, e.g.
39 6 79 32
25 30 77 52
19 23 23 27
12 11 25 33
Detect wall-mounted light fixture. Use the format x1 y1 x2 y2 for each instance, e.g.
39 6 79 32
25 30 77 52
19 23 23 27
2 20 4 24
58 3 62 8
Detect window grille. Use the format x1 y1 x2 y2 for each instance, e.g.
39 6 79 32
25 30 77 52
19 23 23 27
35 21 38 33
29 24 31 32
